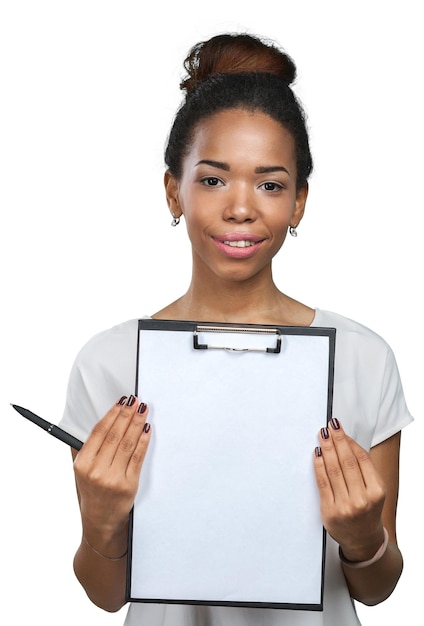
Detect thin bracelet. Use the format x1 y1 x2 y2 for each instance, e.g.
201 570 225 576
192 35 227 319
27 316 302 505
339 527 389 569
82 535 128 561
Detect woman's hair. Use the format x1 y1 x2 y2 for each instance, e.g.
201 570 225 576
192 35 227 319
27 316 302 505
164 33 313 189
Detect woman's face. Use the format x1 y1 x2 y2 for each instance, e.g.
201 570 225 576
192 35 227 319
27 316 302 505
165 108 307 285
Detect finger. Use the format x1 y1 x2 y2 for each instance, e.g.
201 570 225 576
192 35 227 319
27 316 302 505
125 417 152 482
327 419 370 497
313 445 337 509
111 401 151 475
317 422 350 499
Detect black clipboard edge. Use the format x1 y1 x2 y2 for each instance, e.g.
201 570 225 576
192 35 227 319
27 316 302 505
127 318 335 610
126 597 323 611
126 506 135 602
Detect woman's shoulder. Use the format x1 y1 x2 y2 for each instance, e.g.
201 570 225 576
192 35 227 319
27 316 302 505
312 308 392 354
314 308 385 336
74 318 145 366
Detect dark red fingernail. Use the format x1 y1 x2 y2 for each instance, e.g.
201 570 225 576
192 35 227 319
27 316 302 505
321 427 329 440
117 396 127 405
315 446 322 457
137 402 147 414
143 422 151 433
330 418 340 430
126 395 136 407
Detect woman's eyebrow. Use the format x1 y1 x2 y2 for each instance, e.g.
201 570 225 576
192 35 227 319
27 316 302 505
195 159 230 171
255 165 290 174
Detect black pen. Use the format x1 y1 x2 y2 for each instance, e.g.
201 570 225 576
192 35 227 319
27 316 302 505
11 404 83 451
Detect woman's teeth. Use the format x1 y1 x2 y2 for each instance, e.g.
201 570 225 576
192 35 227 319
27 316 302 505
223 240 255 248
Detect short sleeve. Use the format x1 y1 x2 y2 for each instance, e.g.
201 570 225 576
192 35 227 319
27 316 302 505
371 345 414 447
59 319 139 442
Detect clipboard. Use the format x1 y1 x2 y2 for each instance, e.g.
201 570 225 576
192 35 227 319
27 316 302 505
126 319 336 610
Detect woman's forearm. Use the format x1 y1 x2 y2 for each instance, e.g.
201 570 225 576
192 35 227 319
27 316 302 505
73 531 128 612
342 541 403 606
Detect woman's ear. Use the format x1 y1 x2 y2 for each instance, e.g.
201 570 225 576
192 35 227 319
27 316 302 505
164 171 182 219
290 182 308 229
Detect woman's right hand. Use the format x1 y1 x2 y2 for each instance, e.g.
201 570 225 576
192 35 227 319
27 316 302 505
72 395 151 554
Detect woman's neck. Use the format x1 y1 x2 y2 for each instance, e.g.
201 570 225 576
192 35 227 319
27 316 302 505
153 272 315 326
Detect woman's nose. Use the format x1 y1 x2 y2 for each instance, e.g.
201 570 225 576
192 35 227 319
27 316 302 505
222 185 257 222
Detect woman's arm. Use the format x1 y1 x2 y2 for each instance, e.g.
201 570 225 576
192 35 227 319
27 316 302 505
314 421 403 606
70 396 151 612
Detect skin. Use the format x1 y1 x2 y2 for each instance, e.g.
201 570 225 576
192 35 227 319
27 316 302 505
71 109 403 612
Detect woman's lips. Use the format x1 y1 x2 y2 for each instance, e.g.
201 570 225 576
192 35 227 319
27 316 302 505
211 234 265 258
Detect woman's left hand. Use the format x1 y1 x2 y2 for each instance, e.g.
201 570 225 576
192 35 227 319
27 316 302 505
314 418 387 562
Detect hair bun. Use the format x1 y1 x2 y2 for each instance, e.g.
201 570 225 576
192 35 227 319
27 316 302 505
180 33 297 93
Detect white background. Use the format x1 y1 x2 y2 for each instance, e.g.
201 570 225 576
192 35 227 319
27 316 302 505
1 1 421 624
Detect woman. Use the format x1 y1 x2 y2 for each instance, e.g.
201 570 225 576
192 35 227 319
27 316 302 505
60 33 413 625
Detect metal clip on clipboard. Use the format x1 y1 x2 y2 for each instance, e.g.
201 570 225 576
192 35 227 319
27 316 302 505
193 325 282 353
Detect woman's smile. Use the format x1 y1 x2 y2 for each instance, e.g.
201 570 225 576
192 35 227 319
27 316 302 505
211 232 265 258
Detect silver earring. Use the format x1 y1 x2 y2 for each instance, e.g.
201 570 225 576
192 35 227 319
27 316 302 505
171 214 180 227
289 225 298 237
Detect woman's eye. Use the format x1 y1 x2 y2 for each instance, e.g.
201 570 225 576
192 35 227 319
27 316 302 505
261 181 283 192
201 177 223 187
